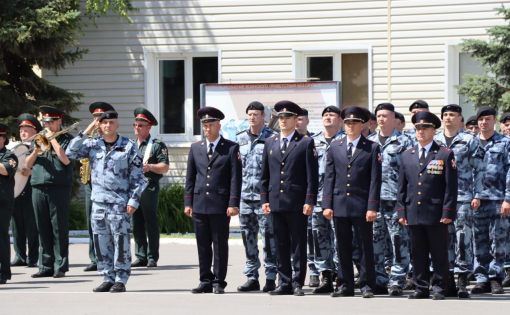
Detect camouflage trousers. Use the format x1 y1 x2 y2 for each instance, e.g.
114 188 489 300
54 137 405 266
373 200 410 288
506 216 510 269
311 209 337 273
239 200 277 281
307 215 320 276
448 203 475 274
91 202 132 285
473 200 509 282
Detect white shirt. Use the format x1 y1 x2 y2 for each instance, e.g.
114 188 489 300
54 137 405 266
206 136 221 153
418 141 434 159
346 135 361 155
280 131 296 149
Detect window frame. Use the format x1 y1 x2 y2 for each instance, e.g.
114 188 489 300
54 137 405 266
144 48 221 145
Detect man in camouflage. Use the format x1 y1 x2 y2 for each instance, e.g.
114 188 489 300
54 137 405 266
236 101 277 292
470 106 510 295
368 103 413 296
66 110 147 293
501 112 510 287
434 104 478 298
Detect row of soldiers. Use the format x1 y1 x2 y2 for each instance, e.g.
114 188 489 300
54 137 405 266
184 99 510 298
0 103 169 292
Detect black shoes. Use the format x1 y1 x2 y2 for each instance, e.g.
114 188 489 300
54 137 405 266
432 292 445 300
191 283 213 294
403 277 415 290
262 279 276 292
27 262 38 268
110 282 126 293
470 281 491 294
503 268 510 287
131 259 147 267
445 272 458 297
11 260 27 267
269 286 293 295
0 278 7 285
293 287 305 296
331 286 354 297
53 271 66 278
31 270 54 278
373 285 388 295
84 264 97 272
361 288 374 298
237 279 260 292
93 282 114 292
388 285 403 296
213 285 225 294
312 271 334 294
457 274 470 299
490 280 504 294
408 291 430 299
147 259 157 268
309 275 320 287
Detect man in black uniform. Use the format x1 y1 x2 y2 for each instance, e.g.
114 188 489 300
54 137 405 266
322 106 381 298
396 111 458 300
132 107 169 268
0 124 18 284
184 106 242 294
25 106 73 278
10 114 41 268
260 100 319 296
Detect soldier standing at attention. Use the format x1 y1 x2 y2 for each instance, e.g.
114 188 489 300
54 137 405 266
310 105 344 294
66 110 147 293
470 106 510 295
397 111 457 300
236 101 278 293
405 100 429 144
0 124 18 284
322 106 381 298
434 104 478 298
131 108 169 269
184 107 242 294
82 102 115 272
394 112 406 133
502 112 510 287
260 100 318 296
368 103 413 297
25 106 73 278
500 112 510 137
464 116 480 135
10 114 41 268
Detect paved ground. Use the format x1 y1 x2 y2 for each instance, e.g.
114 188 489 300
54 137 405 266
2 239 509 315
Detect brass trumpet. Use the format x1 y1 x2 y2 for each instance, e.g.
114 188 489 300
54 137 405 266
34 122 79 152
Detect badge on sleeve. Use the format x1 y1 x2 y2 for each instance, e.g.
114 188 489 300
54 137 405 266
8 159 17 168
451 159 457 170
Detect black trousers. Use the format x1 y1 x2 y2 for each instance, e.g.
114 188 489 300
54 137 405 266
0 198 14 280
193 213 230 288
408 224 449 293
133 182 160 262
272 211 308 288
334 216 375 290
11 185 39 265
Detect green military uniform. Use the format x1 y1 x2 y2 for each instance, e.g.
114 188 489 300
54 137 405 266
132 108 169 265
0 124 18 284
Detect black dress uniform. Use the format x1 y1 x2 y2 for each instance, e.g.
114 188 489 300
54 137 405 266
396 112 457 299
322 107 382 296
185 107 242 293
260 101 319 294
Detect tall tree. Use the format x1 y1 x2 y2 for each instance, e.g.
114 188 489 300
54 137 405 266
0 0 133 126
459 6 510 113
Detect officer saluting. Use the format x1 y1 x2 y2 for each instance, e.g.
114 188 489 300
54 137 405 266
396 111 458 300
184 106 242 294
260 100 318 296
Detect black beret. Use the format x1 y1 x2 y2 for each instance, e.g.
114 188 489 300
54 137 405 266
322 105 341 116
299 108 309 117
499 112 510 123
412 111 441 129
395 112 405 123
375 102 395 114
98 110 118 122
0 123 8 135
274 100 302 116
341 106 370 123
465 115 478 126
408 100 429 112
441 104 462 117
134 107 158 126
89 102 115 116
18 113 43 132
39 105 64 122
198 106 225 122
245 101 265 113
476 106 497 120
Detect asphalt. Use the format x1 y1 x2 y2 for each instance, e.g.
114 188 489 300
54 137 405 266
2 239 509 315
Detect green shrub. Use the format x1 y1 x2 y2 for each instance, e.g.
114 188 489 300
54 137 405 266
69 199 87 230
158 184 193 233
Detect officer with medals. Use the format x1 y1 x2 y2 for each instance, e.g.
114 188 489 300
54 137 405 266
396 111 458 300
184 107 242 294
82 101 115 272
0 124 18 284
10 114 41 268
25 106 73 278
236 101 278 293
131 108 169 268
260 100 318 296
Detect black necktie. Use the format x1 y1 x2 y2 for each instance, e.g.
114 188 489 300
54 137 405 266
347 142 353 160
208 143 214 160
419 148 426 165
281 138 288 154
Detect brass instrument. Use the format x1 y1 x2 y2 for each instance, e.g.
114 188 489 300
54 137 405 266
79 158 91 184
34 122 79 152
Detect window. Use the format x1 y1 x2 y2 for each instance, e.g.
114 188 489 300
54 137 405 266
145 50 218 143
294 46 371 109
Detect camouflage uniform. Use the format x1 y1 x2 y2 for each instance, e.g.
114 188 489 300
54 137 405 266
237 127 277 281
472 132 510 283
368 130 413 288
311 130 345 274
435 131 478 275
66 133 147 285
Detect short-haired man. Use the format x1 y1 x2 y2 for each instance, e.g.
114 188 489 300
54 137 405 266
465 116 480 135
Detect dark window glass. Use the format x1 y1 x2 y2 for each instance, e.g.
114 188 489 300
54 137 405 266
307 56 333 81
193 57 218 135
160 60 185 134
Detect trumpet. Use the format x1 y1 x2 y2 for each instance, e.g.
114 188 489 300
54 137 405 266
34 122 79 152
